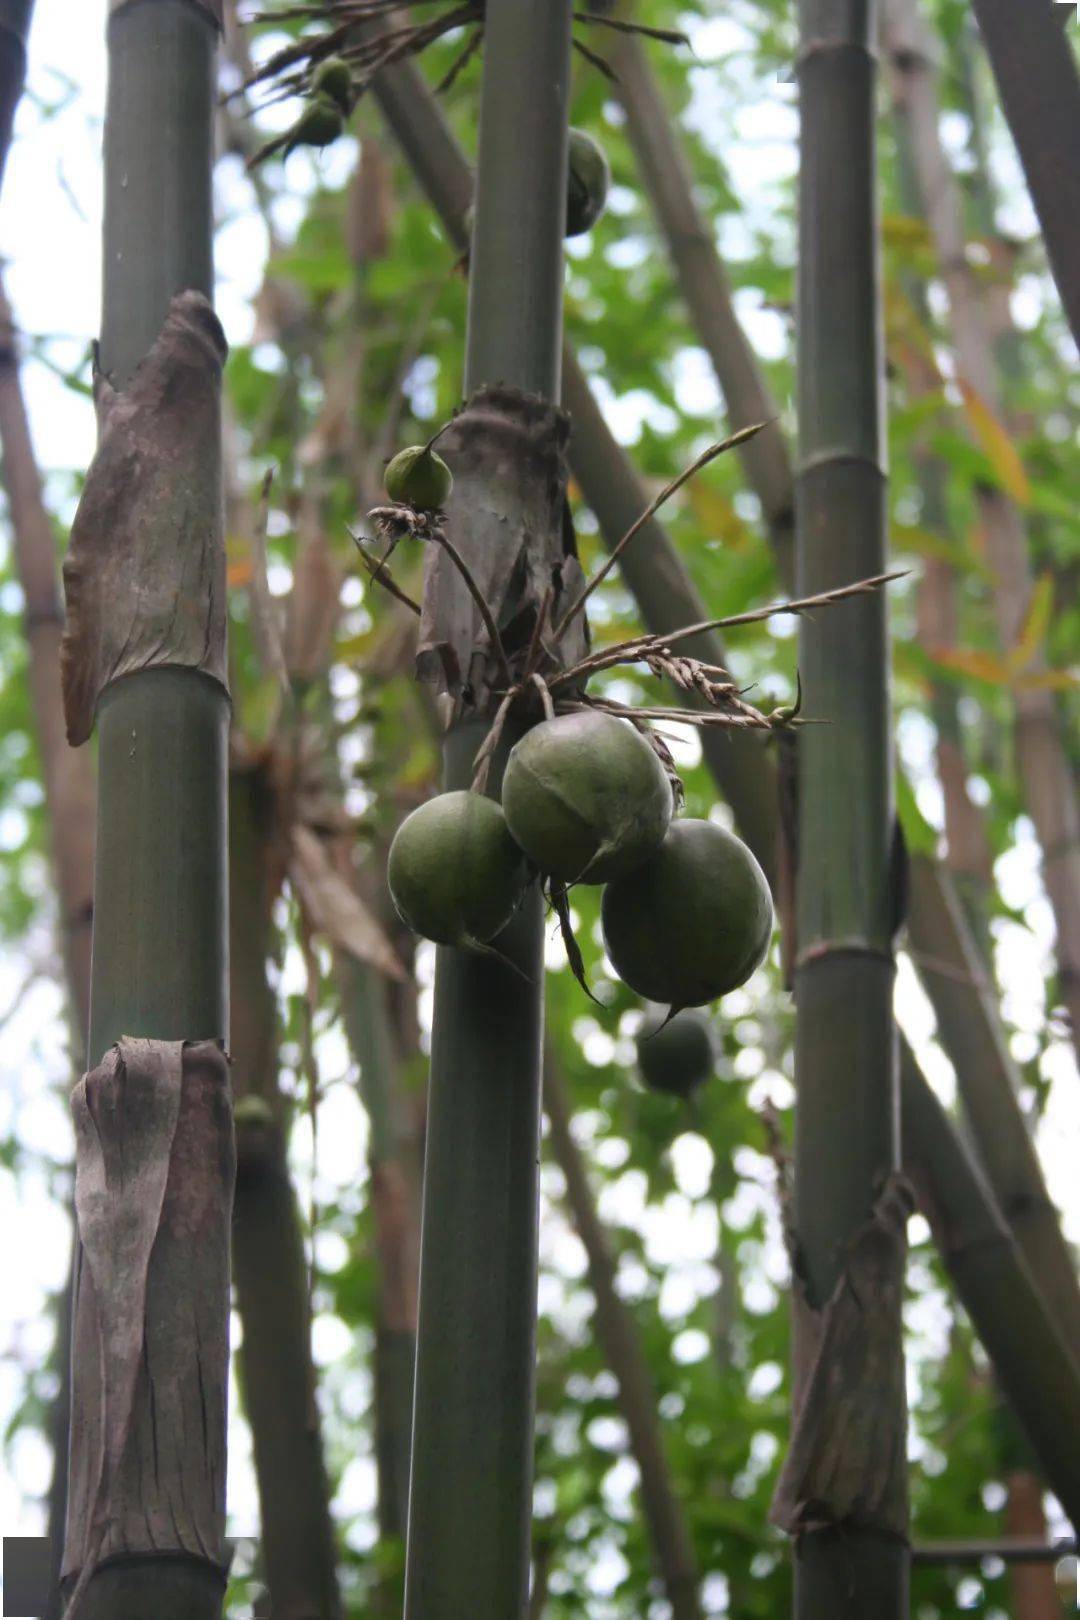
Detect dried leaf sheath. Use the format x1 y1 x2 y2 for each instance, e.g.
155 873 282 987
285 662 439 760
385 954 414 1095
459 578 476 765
416 384 588 707
61 292 229 747
770 1178 911 1541
62 1041 234 1611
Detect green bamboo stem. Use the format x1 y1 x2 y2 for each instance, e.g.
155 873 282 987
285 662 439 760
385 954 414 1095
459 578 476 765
63 4 230 1615
544 1059 704 1620
229 768 343 1620
883 0 1080 1067
901 1038 1080 1529
364 32 1080 1384
402 6 571 1615
0 0 31 190
790 0 907 1608
966 0 1080 357
90 0 227 1065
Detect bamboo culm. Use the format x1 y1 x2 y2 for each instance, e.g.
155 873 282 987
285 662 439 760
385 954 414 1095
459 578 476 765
401 6 572 1616
60 4 232 1616
786 0 908 1609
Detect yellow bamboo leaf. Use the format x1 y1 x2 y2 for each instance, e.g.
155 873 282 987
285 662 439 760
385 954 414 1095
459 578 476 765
957 378 1031 507
1006 573 1054 675
932 646 1013 686
1014 667 1079 694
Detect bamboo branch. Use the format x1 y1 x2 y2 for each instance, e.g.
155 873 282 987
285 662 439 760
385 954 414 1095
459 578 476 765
544 1057 704 1620
0 275 94 1620
0 0 31 191
966 0 1080 358
229 768 343 1620
901 1038 1080 1531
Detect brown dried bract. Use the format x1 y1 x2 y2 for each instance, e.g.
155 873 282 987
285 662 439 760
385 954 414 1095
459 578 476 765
61 291 229 746
62 1039 234 1614
416 384 589 711
769 1175 913 1543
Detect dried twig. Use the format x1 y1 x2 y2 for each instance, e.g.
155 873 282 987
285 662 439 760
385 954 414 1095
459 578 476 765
348 523 422 616
572 36 617 81
573 11 692 48
549 570 906 689
428 526 513 688
433 24 484 93
552 422 771 639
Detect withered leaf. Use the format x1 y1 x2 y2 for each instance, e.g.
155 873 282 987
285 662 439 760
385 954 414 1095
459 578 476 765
769 1175 912 1541
289 822 406 981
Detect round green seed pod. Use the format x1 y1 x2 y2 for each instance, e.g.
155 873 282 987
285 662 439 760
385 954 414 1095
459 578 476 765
601 819 773 1007
384 444 454 511
312 56 353 114
636 1009 717 1098
502 711 673 884
566 128 610 237
387 790 529 949
287 97 345 153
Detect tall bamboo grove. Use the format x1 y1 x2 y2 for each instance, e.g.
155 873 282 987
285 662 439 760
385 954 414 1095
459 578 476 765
57 3 233 1616
768 0 909 1613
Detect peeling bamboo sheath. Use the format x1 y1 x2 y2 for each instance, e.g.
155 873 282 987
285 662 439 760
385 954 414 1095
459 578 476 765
402 5 572 1617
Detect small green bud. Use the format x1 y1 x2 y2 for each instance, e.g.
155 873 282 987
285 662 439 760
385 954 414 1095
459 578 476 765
565 128 610 237
385 444 454 511
312 55 353 115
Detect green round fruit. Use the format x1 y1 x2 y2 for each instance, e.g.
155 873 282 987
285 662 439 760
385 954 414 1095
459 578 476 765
566 128 610 237
387 790 528 948
636 1009 716 1098
502 711 672 884
312 56 353 114
288 97 345 152
601 819 773 1006
384 444 454 511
